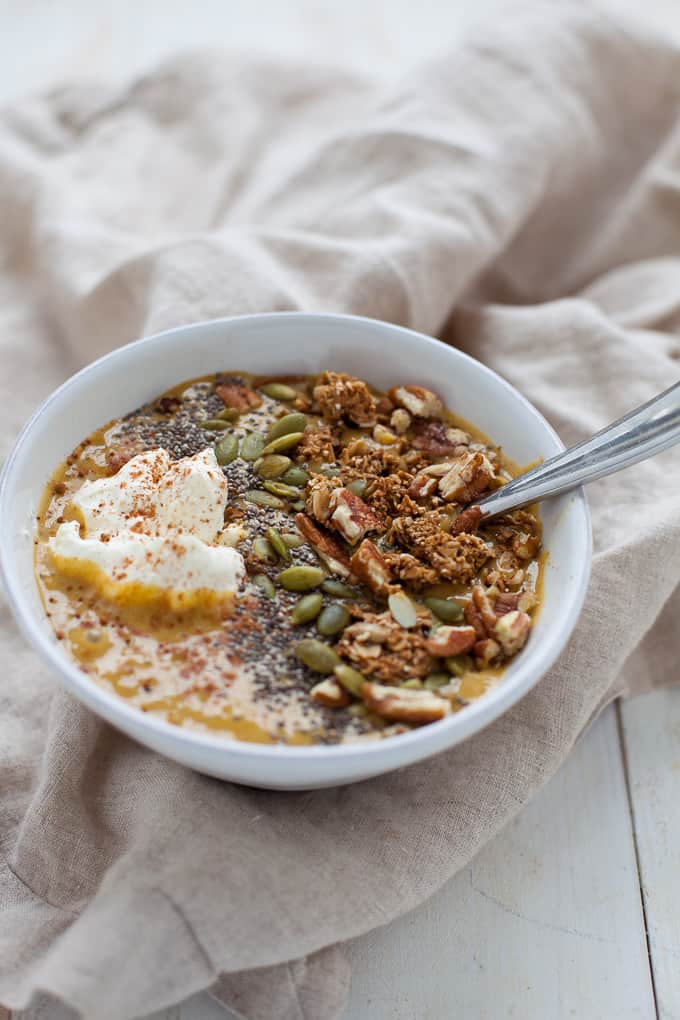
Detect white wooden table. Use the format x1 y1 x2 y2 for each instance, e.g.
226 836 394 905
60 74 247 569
3 3 679 1018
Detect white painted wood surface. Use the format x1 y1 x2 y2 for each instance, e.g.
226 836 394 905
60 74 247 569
3 3 679 1019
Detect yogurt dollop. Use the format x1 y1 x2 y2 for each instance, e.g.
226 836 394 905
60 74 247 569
49 448 244 595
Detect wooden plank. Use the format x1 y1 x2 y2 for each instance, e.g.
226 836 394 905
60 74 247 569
342 706 655 1019
621 688 680 1020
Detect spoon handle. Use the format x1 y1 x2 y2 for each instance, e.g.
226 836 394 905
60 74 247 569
476 380 680 520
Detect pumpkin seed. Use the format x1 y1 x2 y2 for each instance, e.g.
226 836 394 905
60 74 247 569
260 382 298 401
252 573 275 599
214 433 239 465
322 579 361 599
255 454 292 479
293 638 341 674
252 536 276 562
290 593 323 625
401 678 423 689
334 664 366 698
278 565 325 591
317 464 341 478
424 672 450 690
388 590 418 629
282 532 305 549
263 480 302 499
261 432 305 455
267 412 308 441
348 702 369 717
424 596 464 623
266 527 290 562
217 407 240 421
199 418 230 431
446 654 474 677
280 466 309 487
346 478 367 498
240 432 267 461
244 489 286 510
290 499 306 511
316 603 350 637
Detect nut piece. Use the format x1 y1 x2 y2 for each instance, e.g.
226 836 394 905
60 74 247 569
390 408 411 434
310 678 350 708
306 475 338 524
407 472 439 501
295 513 354 578
327 488 382 545
438 451 495 502
362 681 450 723
350 539 394 596
411 420 469 458
216 381 262 411
313 371 377 427
452 505 483 534
373 423 398 445
388 385 443 419
494 610 531 656
425 625 477 657
474 637 501 667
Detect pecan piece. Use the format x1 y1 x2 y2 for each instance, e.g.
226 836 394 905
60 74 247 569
216 380 262 411
362 682 450 724
474 638 502 667
425 625 477 657
305 475 339 524
310 678 350 708
388 385 443 419
494 610 531 656
408 473 439 501
294 513 353 578
452 505 483 535
328 488 382 545
411 420 470 458
349 539 394 596
494 591 521 615
438 451 495 502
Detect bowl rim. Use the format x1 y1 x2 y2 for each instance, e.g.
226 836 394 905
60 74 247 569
0 311 592 763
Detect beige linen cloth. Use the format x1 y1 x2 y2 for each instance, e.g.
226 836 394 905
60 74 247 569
2 3 680 1018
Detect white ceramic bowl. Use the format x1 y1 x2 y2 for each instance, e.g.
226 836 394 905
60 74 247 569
0 313 591 789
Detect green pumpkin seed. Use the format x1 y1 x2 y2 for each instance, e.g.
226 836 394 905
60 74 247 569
278 565 325 591
252 573 276 599
316 603 350 636
280 466 309 487
334 664 366 698
217 407 240 421
261 432 305 455
401 678 424 689
263 480 302 499
424 596 464 623
317 464 341 478
293 638 341 673
266 527 290 562
446 654 474 677
260 382 299 401
290 593 323 625
214 433 239 465
322 579 361 599
240 432 267 461
199 418 231 431
244 489 286 510
252 536 276 562
282 532 305 549
267 412 308 441
290 499 306 511
388 590 418 629
346 478 367 498
255 454 292 479
424 672 450 690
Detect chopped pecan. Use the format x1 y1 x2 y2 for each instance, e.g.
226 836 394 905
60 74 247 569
336 609 433 681
310 678 350 708
382 551 439 589
328 488 382 545
349 539 394 596
474 638 502 667
438 451 495 503
305 475 339 524
411 420 470 458
425 625 477 657
388 385 443 419
216 380 262 411
296 425 338 463
408 473 439 501
471 583 498 631
313 371 377 427
452 505 483 535
361 682 450 723
494 591 521 615
464 598 487 640
494 610 531 656
294 513 353 578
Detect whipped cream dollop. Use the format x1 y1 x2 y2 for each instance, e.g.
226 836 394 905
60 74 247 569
49 448 245 595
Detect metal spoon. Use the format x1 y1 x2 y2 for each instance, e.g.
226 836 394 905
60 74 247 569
476 380 680 521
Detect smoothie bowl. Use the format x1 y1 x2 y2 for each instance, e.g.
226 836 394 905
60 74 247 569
0 313 591 789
